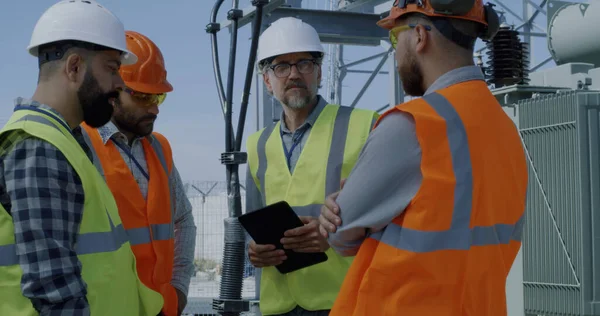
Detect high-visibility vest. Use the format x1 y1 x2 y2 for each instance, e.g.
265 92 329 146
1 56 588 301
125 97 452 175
247 104 377 315
330 80 528 316
80 123 178 316
0 106 164 316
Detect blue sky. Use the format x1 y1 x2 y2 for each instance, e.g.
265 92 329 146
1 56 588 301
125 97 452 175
0 0 553 184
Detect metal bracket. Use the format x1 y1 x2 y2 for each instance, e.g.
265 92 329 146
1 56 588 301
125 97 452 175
212 298 250 313
218 0 286 30
205 22 220 33
228 8 244 20
251 0 269 5
220 151 248 165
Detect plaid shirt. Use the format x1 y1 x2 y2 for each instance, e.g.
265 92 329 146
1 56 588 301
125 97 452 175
95 121 197 296
0 98 92 315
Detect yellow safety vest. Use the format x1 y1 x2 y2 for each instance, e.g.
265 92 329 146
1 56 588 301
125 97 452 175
0 106 164 316
247 104 377 315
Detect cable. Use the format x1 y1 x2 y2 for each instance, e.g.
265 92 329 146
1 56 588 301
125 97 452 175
207 0 227 114
235 0 267 151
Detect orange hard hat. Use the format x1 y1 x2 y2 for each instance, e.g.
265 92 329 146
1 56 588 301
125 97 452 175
377 0 499 41
119 30 173 94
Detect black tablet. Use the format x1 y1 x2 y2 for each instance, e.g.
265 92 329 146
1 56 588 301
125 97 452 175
238 200 328 274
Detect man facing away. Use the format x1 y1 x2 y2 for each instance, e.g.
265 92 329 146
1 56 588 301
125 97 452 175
80 30 197 316
0 1 164 315
244 17 379 316
318 1 528 315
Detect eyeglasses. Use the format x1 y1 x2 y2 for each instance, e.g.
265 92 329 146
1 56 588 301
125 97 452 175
118 87 167 106
389 23 432 49
268 59 319 78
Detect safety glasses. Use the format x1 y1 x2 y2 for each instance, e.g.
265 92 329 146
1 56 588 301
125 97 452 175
389 23 432 49
118 87 167 106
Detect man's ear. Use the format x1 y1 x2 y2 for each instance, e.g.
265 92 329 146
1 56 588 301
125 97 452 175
64 53 85 83
317 64 322 82
263 72 273 93
414 24 429 53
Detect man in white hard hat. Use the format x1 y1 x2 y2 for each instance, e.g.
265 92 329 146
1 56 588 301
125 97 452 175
0 1 164 315
244 17 379 316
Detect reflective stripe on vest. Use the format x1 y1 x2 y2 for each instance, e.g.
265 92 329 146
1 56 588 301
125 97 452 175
248 104 376 315
0 208 129 266
329 82 528 316
128 134 175 246
79 128 175 246
126 224 173 245
0 108 165 315
0 115 130 267
255 106 354 215
368 92 524 251
80 125 177 316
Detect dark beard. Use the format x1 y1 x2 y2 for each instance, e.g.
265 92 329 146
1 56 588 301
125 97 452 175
399 53 425 97
77 71 117 128
112 98 157 138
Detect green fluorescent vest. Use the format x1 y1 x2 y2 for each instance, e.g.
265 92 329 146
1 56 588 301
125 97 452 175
0 107 163 316
247 104 377 315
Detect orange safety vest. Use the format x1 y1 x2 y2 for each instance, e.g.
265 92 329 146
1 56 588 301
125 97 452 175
330 80 528 316
81 124 178 316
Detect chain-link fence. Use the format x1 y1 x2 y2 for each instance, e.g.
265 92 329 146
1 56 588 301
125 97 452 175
183 181 259 315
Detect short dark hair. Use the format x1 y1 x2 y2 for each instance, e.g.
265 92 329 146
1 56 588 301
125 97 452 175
37 40 115 82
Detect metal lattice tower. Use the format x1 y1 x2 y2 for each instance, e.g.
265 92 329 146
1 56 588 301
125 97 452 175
321 0 552 115
225 0 554 124
216 0 552 127
210 1 558 315
218 0 554 126
326 0 552 115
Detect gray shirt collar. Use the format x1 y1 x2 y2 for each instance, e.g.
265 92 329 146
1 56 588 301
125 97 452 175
280 94 328 134
424 65 485 95
97 120 153 146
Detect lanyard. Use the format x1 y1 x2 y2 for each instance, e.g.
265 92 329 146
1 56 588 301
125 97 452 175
112 139 150 181
280 126 307 170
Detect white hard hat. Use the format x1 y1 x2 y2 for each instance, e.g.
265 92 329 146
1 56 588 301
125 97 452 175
27 0 137 65
256 17 325 65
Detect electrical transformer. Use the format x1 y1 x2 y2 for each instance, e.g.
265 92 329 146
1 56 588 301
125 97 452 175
490 2 600 315
517 90 600 316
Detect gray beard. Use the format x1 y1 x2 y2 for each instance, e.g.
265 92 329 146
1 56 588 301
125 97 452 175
285 94 312 109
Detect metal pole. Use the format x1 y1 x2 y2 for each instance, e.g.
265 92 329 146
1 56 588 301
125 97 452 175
207 0 268 314
350 49 390 108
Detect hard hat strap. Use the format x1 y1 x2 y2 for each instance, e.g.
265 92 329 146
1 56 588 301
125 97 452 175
398 0 476 17
38 40 113 68
397 0 425 9
429 17 476 50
